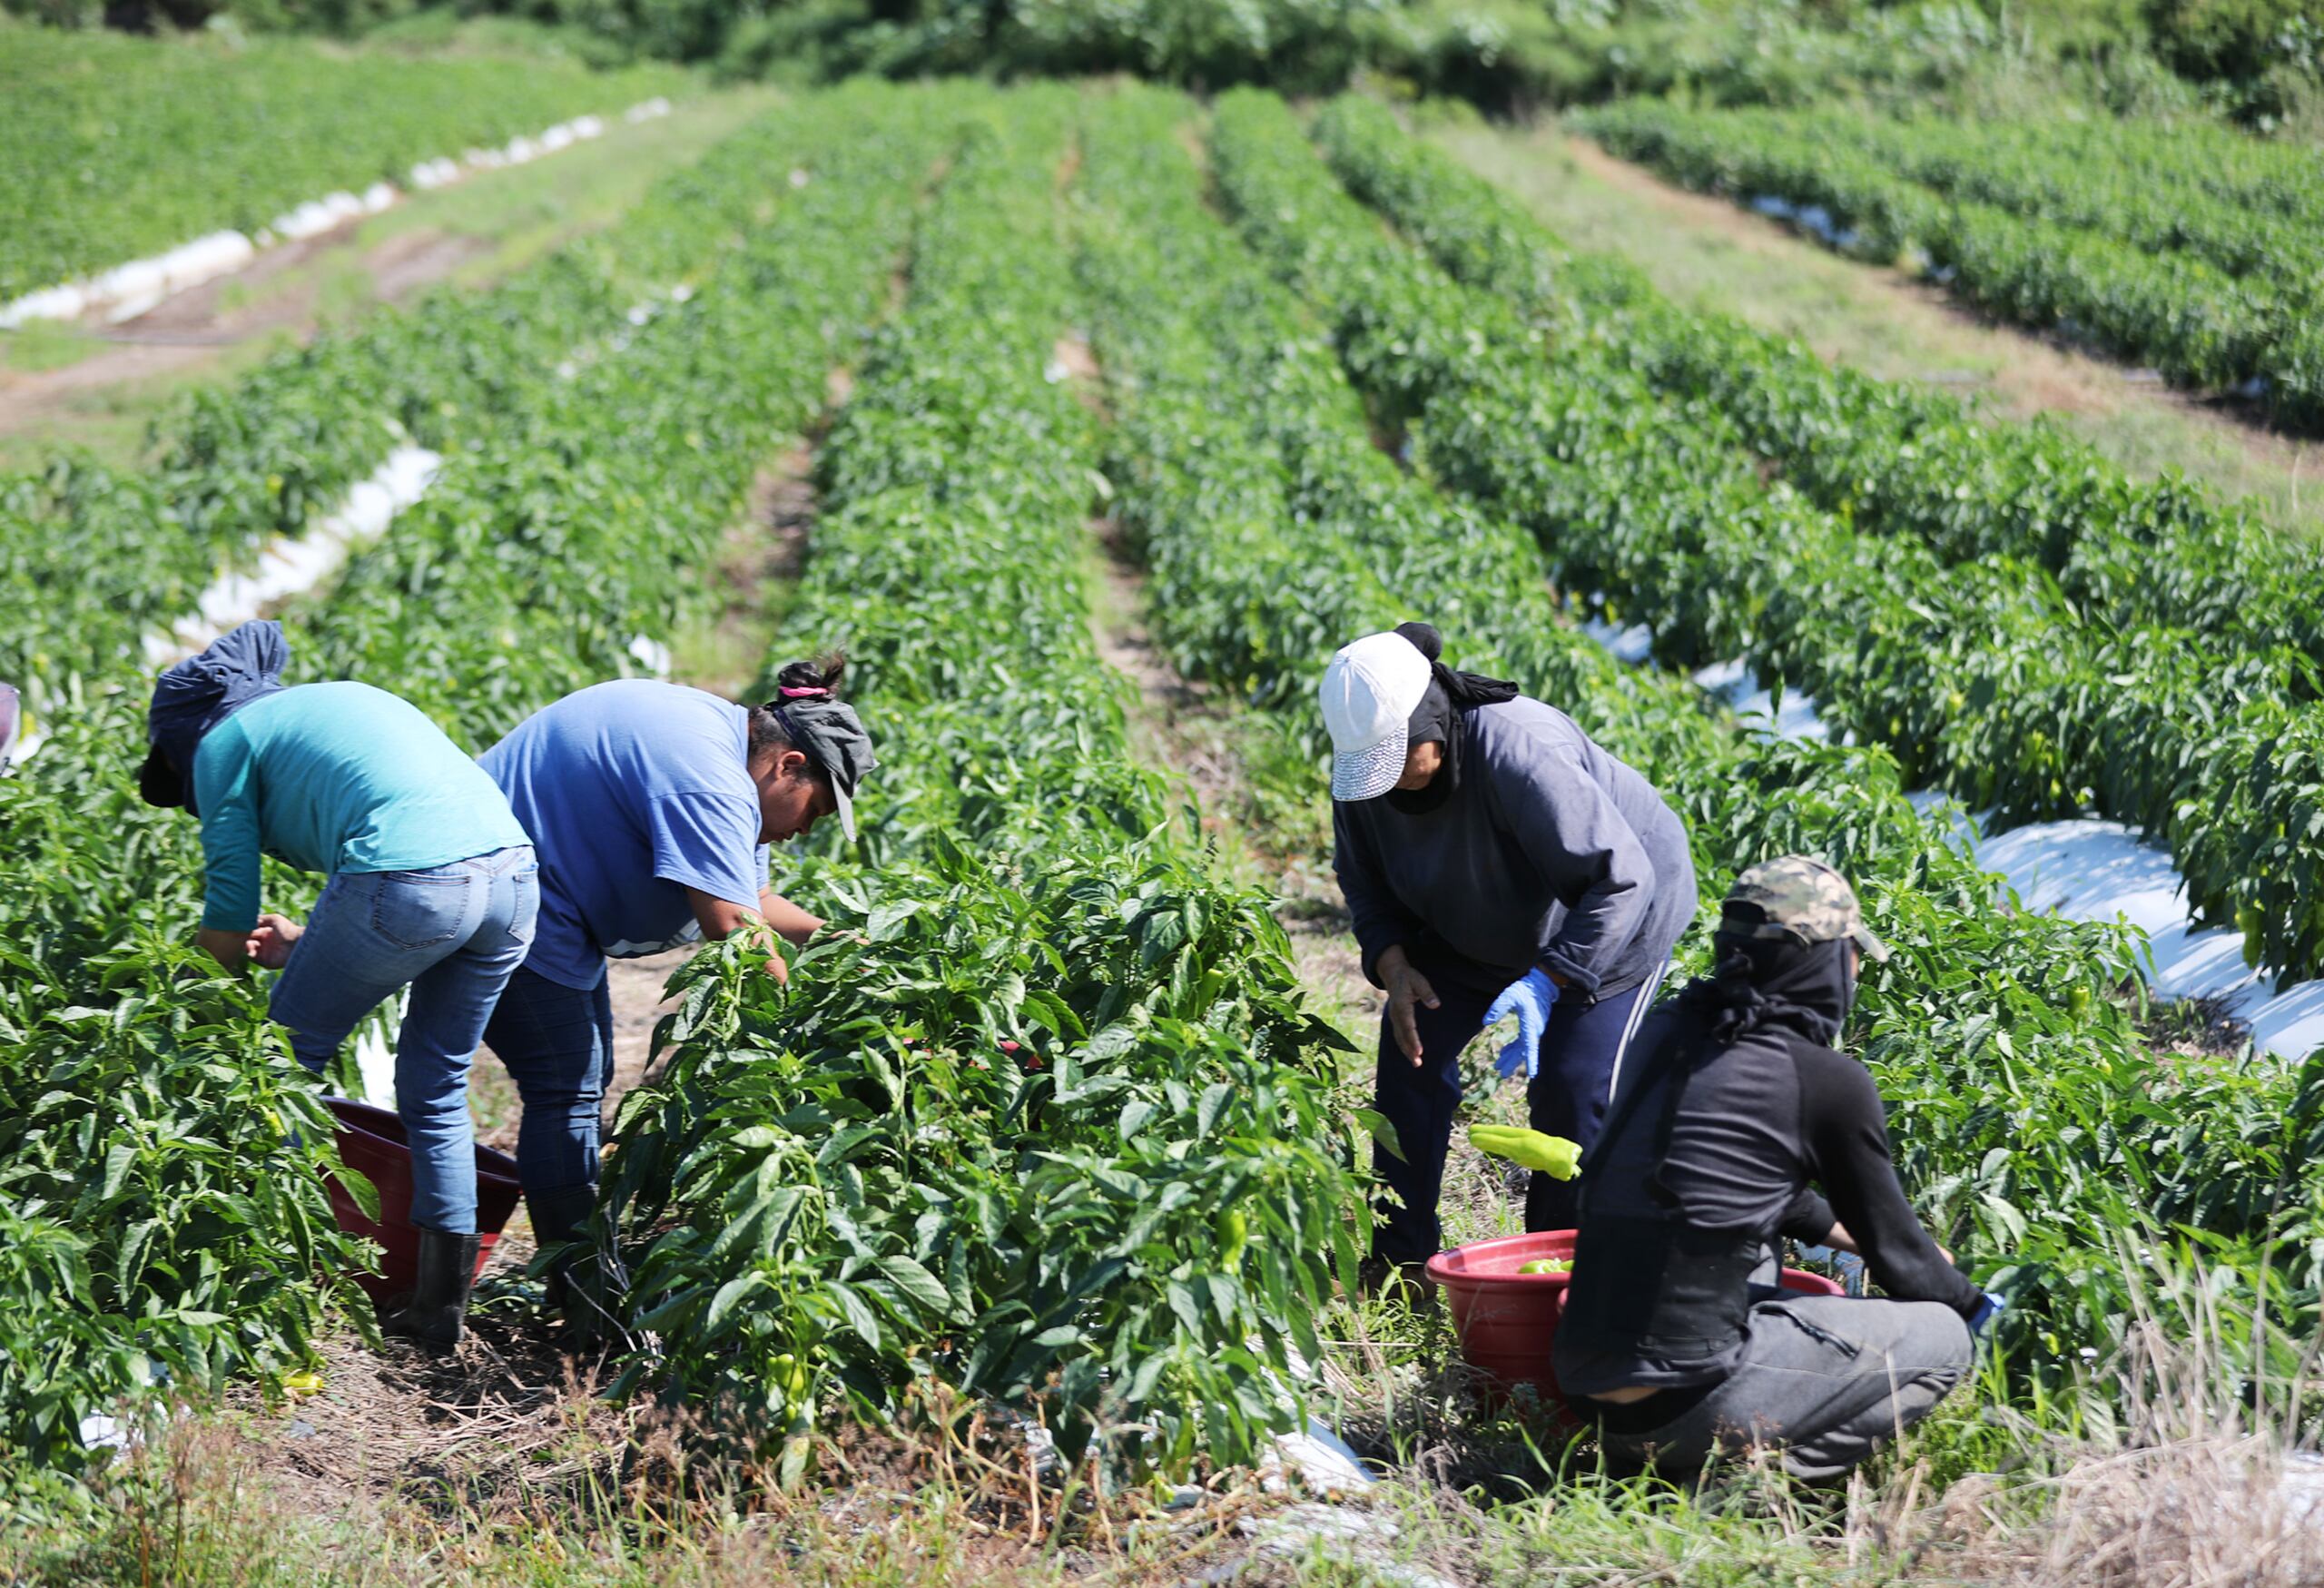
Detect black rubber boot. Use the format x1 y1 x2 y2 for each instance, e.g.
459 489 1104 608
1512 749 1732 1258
381 1227 481 1350
1356 1254 1440 1314
527 1184 629 1348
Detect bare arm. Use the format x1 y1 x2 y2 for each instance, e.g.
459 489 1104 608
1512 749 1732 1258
758 887 823 945
685 886 789 982
197 928 249 970
1374 942 1441 1067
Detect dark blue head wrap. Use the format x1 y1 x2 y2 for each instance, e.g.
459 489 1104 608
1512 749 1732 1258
139 620 290 814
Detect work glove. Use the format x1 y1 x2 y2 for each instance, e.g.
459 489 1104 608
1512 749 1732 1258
1967 1290 2005 1338
1468 1124 1582 1180
1483 969 1559 1080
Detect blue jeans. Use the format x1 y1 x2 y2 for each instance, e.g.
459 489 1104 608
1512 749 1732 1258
479 965 615 1203
1371 945 1667 1266
272 846 538 1235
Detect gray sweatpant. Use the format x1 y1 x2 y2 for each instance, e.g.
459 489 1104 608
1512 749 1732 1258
1601 1293 1974 1483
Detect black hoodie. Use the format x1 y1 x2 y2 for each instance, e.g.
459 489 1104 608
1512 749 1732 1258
1553 935 1983 1396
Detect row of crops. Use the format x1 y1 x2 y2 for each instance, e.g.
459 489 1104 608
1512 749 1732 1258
2 77 1365 1485
1578 99 2324 431
1305 97 2324 988
0 25 688 306
606 88 1362 1480
10 72 2324 1489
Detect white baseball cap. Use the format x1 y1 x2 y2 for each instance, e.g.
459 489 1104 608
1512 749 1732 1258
1321 631 1433 802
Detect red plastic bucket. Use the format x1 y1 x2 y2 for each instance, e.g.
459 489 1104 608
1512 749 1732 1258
1426 1229 1846 1407
323 1097 523 1303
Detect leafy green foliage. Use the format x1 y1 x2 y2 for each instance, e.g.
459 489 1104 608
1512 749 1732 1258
1197 84 2324 1383
0 85 924 1476
0 26 687 302
8 65 2319 1493
1289 94 2324 982
0 703 374 1472
1579 98 2324 429
606 87 1366 1478
1315 94 2324 670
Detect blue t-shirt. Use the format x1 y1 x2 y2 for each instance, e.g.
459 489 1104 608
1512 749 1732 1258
480 680 769 990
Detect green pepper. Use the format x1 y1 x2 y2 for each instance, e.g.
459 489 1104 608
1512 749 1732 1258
1216 1208 1249 1268
1468 1125 1582 1179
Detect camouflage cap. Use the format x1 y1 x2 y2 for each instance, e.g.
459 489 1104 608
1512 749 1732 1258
1721 855 1891 962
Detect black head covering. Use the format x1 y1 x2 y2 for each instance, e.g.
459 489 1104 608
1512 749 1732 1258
1679 910 1856 1047
1383 622 1519 814
140 620 290 815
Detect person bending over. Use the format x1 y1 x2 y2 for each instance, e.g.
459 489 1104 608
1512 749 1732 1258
140 621 537 1349
1323 622 1696 1289
478 659 874 1339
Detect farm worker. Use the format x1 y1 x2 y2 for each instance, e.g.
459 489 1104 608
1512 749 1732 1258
1555 857 2001 1483
478 656 874 1339
136 620 538 1349
1323 623 1695 1290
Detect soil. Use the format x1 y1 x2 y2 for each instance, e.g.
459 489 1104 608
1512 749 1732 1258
2138 989 2255 1062
240 1297 628 1515
678 438 818 700
1053 332 1108 418
0 223 492 440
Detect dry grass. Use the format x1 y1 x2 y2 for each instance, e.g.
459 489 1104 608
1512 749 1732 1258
9 1377 1306 1588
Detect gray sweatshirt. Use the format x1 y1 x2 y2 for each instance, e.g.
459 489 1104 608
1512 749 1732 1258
1333 697 1696 1001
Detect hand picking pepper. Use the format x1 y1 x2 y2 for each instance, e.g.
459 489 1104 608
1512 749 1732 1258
1467 1124 1582 1180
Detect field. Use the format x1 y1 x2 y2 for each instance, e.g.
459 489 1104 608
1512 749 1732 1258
0 25 690 313
1580 99 2324 429
5 35 2324 1586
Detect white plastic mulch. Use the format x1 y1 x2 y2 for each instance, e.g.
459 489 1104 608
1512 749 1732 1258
1679 651 2324 1060
0 98 673 331
143 444 443 668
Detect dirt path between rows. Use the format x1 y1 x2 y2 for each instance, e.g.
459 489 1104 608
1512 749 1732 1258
1090 554 1372 1039
1062 331 1373 1035
0 224 493 441
1556 135 2286 432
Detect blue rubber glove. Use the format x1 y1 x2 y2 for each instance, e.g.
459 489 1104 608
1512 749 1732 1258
1485 970 1559 1081
1967 1290 2005 1338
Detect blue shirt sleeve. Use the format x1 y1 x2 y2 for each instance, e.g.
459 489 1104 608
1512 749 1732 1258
192 722 263 932
646 791 764 912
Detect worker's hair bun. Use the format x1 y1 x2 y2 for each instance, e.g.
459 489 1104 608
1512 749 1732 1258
773 653 847 695
1395 621 1444 663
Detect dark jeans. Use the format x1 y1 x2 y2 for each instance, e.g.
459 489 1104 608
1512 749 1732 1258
479 964 615 1199
1598 1293 1974 1483
1370 946 1666 1265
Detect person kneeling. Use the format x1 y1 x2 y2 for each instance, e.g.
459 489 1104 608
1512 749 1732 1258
1555 856 1997 1484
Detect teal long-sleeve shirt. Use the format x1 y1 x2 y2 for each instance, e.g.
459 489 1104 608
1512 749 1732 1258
192 682 530 932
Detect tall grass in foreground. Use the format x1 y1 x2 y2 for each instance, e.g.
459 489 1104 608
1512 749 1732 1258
12 1255 2324 1586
